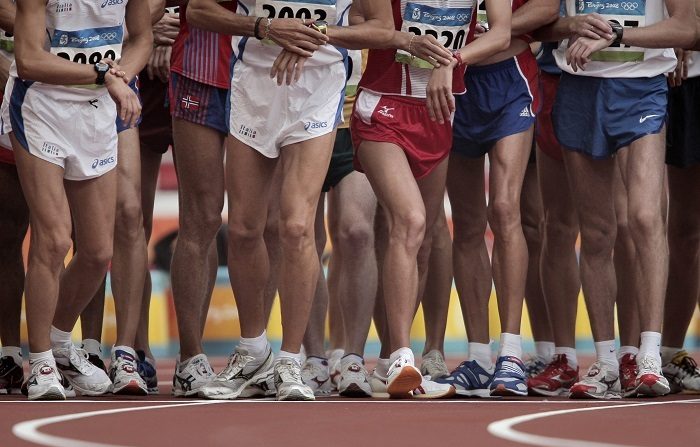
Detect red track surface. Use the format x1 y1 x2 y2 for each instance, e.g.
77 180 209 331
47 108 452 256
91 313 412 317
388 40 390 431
1 358 698 447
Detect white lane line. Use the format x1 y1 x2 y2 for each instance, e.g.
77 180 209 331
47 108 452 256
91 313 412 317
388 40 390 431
487 398 700 447
13 401 223 447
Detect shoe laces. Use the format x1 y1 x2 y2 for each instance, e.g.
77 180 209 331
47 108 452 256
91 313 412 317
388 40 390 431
277 361 302 384
219 352 248 379
0 356 17 375
69 348 97 375
678 355 700 378
638 355 660 375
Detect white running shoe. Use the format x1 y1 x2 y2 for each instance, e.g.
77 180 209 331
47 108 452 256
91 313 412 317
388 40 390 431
172 354 214 397
386 354 422 399
53 345 112 396
635 354 671 397
327 349 344 390
663 350 700 394
338 359 372 398
239 374 276 398
110 349 148 396
199 347 274 400
301 357 332 396
569 362 621 400
420 350 450 380
369 368 390 398
23 361 66 401
413 375 456 399
275 358 315 401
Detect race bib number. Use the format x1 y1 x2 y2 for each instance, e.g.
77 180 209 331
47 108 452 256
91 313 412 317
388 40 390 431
51 25 123 66
575 0 645 62
256 0 336 23
396 2 473 69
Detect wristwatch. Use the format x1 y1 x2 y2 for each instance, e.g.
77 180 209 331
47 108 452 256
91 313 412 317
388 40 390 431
94 62 110 85
608 21 623 46
310 20 328 35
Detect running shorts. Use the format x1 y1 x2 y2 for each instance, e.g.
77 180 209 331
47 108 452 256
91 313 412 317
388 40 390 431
139 71 173 154
536 72 563 162
553 73 667 159
452 50 540 158
229 61 346 158
666 76 700 168
351 90 452 180
323 127 355 192
2 77 118 180
169 72 229 135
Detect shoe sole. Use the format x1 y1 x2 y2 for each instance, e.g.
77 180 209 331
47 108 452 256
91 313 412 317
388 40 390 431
414 386 456 400
455 388 491 398
65 380 111 397
635 382 670 397
490 383 528 397
199 370 274 400
339 383 372 398
113 380 148 396
528 386 572 397
387 367 422 399
277 389 315 401
29 386 66 401
569 389 621 400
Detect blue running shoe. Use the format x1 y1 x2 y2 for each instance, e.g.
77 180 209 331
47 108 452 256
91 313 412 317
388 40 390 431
490 356 528 396
136 350 159 394
436 360 493 397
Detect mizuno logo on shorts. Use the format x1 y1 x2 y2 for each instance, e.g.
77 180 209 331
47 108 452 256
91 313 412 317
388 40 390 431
378 106 394 119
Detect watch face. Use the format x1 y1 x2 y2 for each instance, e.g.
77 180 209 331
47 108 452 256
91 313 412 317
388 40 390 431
95 62 109 72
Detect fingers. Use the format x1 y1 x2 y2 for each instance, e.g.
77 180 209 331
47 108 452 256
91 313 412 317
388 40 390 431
436 87 451 124
294 57 305 84
426 90 437 122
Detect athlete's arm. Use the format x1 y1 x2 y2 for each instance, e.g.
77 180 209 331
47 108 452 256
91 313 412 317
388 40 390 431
510 0 559 37
187 0 327 57
0 0 15 33
454 0 511 65
118 1 153 83
150 0 167 24
533 14 613 42
325 0 394 50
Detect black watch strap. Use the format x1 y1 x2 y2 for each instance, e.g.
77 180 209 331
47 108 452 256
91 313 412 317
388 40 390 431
609 21 623 46
94 62 109 85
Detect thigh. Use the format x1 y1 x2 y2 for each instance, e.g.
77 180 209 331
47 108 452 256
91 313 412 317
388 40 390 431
536 147 576 228
624 131 667 218
562 150 616 229
446 153 487 231
278 132 336 223
116 128 142 211
0 162 29 239
328 171 377 240
418 158 448 230
65 170 118 250
140 148 163 241
488 127 534 206
356 141 425 224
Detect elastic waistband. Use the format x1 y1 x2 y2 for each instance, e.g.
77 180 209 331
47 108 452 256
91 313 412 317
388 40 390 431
359 89 426 106
468 49 533 74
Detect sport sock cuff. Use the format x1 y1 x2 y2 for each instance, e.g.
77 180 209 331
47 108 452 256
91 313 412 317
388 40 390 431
239 330 270 359
276 350 302 366
29 350 55 366
535 341 555 363
660 346 681 364
50 326 73 349
594 340 618 371
468 342 494 370
498 333 522 359
639 331 662 361
618 345 639 361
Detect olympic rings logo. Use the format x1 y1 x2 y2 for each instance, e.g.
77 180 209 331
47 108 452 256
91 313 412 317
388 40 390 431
100 32 118 41
619 2 639 11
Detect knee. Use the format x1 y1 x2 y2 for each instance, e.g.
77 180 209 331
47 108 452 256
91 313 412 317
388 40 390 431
628 208 664 240
180 211 223 246
335 220 373 253
452 214 487 250
77 243 113 273
33 223 72 267
543 217 578 248
388 209 426 254
115 201 144 241
280 217 314 252
488 198 521 237
579 222 616 259
229 219 264 251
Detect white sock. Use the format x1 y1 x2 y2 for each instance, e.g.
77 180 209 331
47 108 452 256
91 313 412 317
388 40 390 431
81 339 102 356
29 350 55 366
639 331 662 362
498 333 522 359
661 346 681 364
2 346 23 367
376 358 392 377
554 347 578 369
50 326 73 349
276 350 302 366
341 353 363 367
468 342 494 371
594 340 618 371
535 341 555 363
389 347 415 366
239 330 269 359
618 345 639 361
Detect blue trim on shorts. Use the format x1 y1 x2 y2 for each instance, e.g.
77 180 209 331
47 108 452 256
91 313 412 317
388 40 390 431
553 73 668 159
452 57 536 158
116 77 142 133
9 79 32 151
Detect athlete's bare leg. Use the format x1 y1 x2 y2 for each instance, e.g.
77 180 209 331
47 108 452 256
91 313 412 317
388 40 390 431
373 204 392 359
446 154 490 344
79 282 105 344
0 162 28 348
327 172 378 356
302 195 330 358
263 168 282 324
489 128 533 336
613 153 640 348
170 119 225 359
616 132 668 334
664 164 700 348
521 161 552 343
537 148 579 350
134 146 163 359
421 208 452 355
277 133 336 353
562 150 617 342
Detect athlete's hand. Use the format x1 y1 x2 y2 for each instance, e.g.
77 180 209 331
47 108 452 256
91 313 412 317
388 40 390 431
426 62 456 124
270 50 307 86
267 19 328 58
668 48 690 87
106 74 142 129
566 35 613 72
102 59 129 83
153 13 180 46
568 13 613 41
147 45 172 83
400 33 453 67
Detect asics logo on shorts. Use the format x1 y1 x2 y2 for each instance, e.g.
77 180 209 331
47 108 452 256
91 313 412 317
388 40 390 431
378 106 395 119
101 0 125 7
92 156 115 169
305 121 328 131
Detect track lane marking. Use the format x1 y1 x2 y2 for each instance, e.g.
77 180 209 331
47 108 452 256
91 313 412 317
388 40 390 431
487 398 700 447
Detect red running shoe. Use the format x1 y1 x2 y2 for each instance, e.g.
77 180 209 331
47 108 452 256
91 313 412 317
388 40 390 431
528 354 579 397
619 353 638 397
